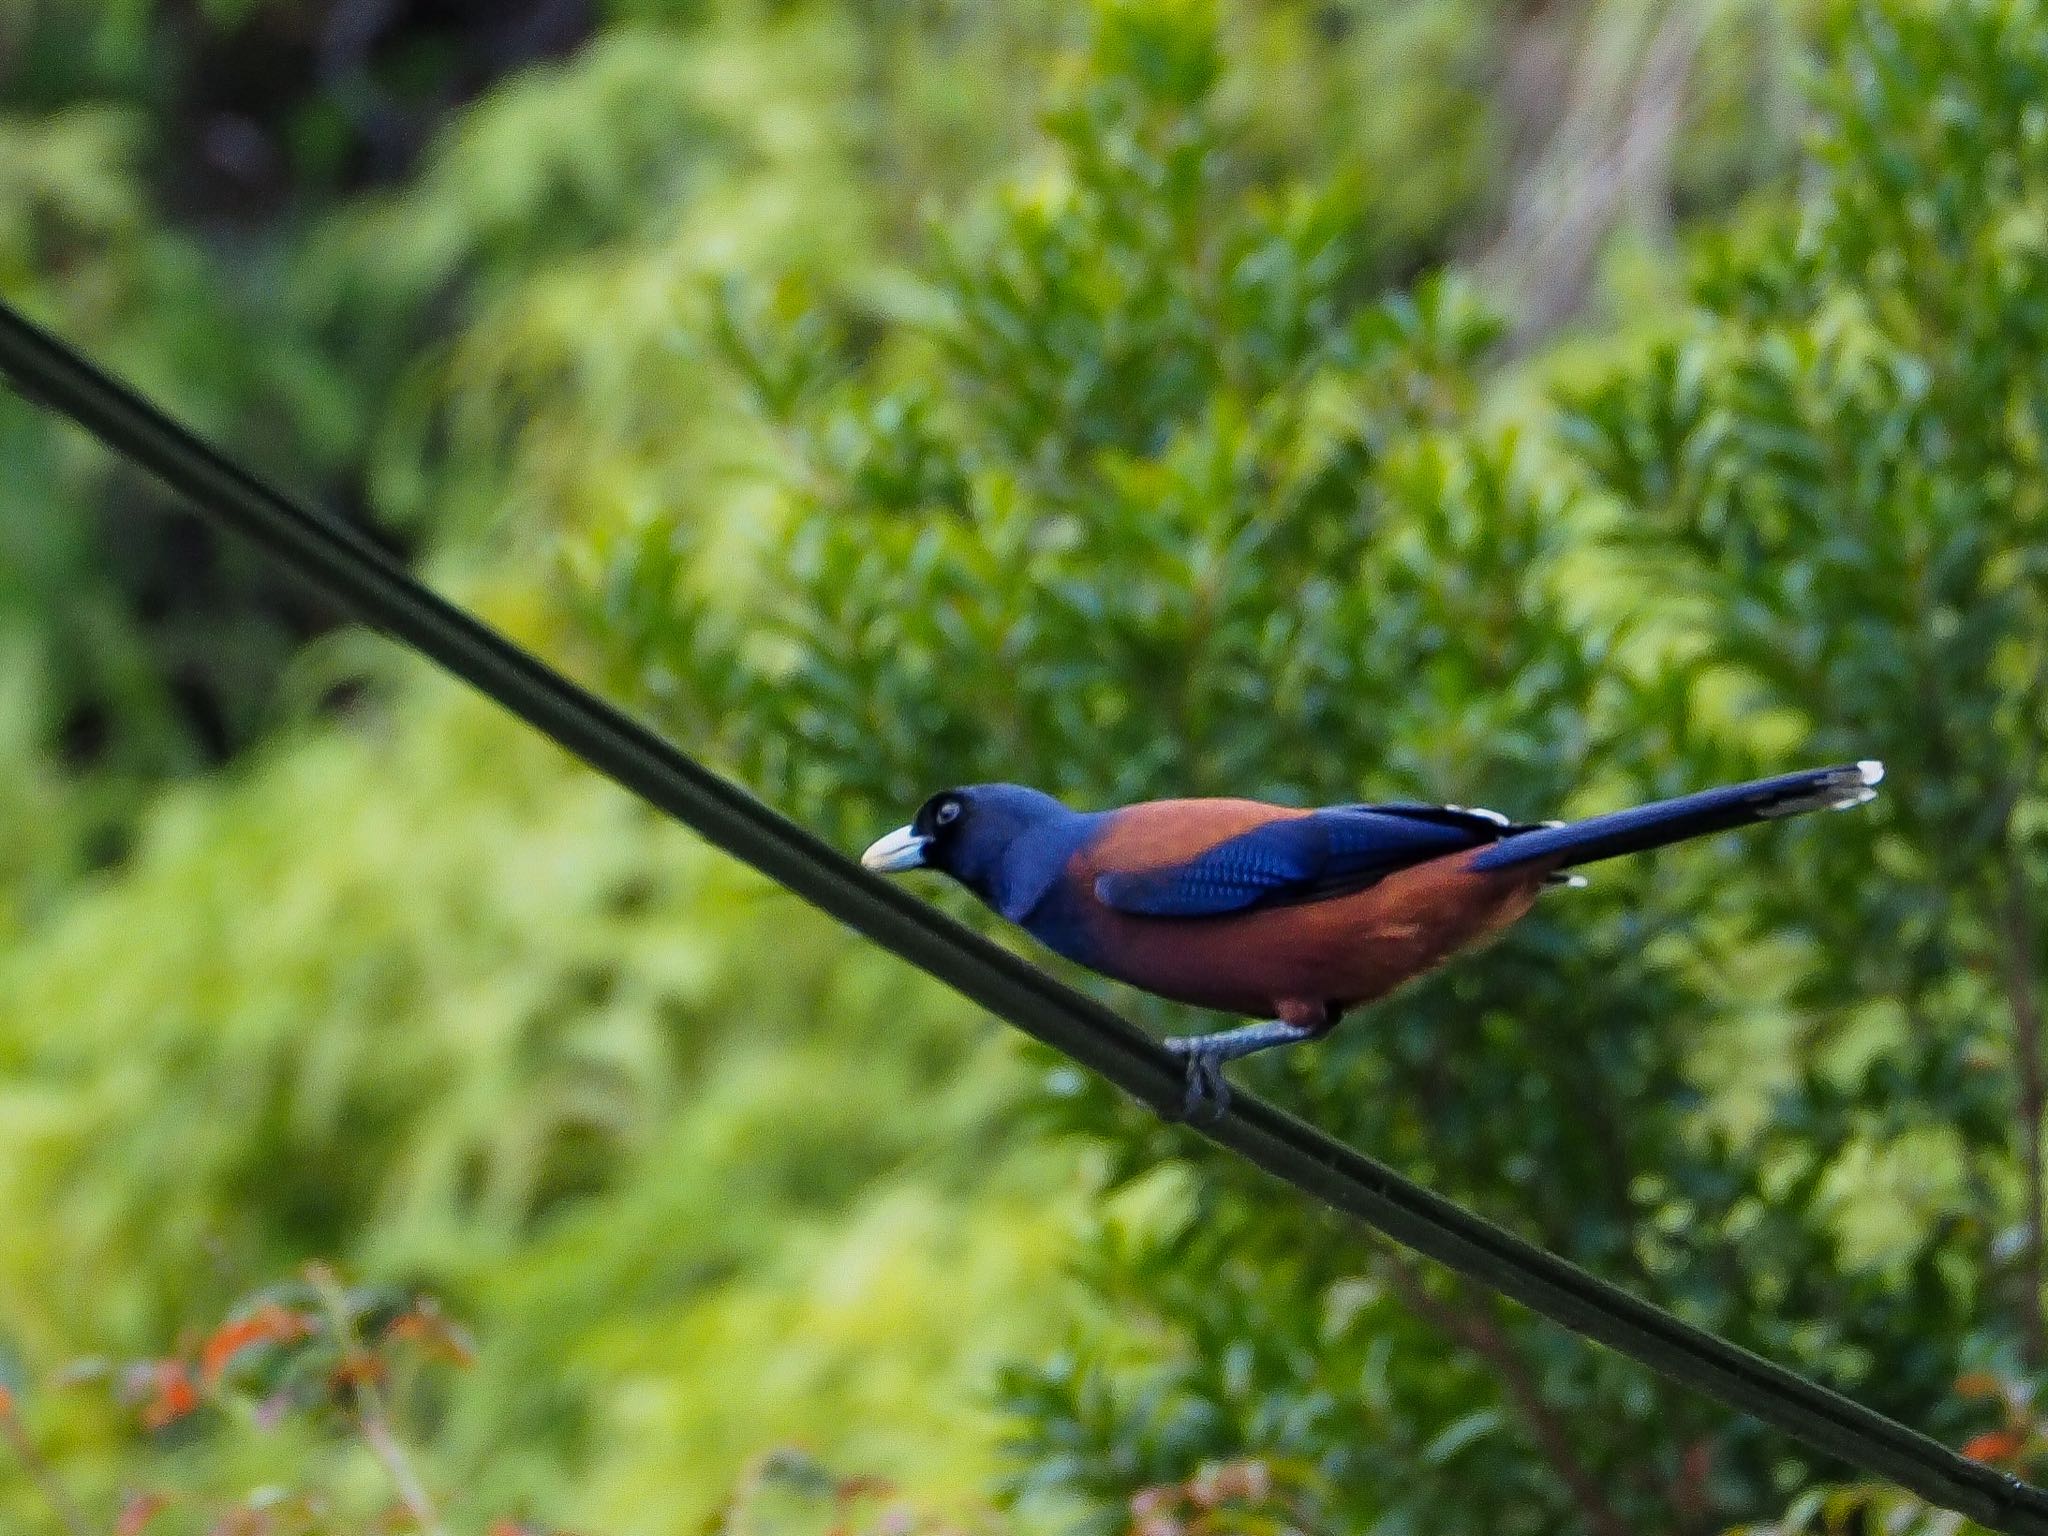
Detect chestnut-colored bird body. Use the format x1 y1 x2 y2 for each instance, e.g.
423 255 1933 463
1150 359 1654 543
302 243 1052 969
1065 799 1545 1026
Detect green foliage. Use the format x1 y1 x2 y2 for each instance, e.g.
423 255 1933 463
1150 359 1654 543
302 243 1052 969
561 3 2048 1532
0 660 1083 1532
593 9 1523 838
9 1 2016 1534
1729 1370 2048 1532
34 1267 490 1536
1565 0 2048 1390
0 0 1797 823
0 104 317 803
2 1259 1012 1535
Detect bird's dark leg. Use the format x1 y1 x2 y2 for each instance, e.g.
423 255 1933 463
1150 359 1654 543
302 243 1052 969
1162 1018 1321 1122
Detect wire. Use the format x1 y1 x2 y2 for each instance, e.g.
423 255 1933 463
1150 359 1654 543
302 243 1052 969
3 295 2044 1533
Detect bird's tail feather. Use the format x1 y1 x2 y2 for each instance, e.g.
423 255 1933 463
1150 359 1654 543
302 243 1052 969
1468 761 1883 873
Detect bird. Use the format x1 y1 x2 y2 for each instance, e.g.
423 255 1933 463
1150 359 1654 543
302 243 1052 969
861 761 1885 1117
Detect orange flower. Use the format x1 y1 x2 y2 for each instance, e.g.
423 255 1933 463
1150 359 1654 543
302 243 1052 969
1961 1428 2027 1465
140 1362 199 1431
199 1304 317 1387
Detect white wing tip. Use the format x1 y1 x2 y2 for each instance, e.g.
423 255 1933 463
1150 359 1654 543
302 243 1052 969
1447 803 1512 827
1857 759 1885 786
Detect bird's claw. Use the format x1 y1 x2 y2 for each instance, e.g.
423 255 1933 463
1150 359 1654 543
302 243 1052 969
1162 1038 1232 1123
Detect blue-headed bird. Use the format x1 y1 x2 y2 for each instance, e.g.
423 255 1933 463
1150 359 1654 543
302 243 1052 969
861 762 1884 1116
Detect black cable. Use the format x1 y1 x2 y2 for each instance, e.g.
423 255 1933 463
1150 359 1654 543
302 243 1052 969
3 295 2043 1532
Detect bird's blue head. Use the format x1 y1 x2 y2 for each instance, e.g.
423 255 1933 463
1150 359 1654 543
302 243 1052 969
861 783 1083 920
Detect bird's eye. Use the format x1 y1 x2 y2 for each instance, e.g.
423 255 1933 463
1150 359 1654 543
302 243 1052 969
935 799 962 827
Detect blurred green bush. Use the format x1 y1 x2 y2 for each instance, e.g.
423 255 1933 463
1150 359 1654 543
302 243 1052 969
0 658 1085 1532
572 1 2048 1531
13 1 2043 1535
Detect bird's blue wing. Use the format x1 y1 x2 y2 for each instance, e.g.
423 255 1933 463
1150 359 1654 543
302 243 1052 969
1093 809 1487 918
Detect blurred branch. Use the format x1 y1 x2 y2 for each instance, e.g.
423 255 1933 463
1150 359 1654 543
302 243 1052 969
358 1402 447 1536
308 1267 447 1536
1484 0 1712 346
1379 1253 1630 1536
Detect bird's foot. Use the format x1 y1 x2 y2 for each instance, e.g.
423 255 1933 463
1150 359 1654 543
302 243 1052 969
1159 1018 1320 1124
1163 1037 1233 1122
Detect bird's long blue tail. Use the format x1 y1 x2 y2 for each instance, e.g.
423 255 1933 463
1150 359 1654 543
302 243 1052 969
1468 761 1884 873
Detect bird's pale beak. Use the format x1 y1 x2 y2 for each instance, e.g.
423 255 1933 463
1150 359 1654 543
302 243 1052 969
861 825 931 873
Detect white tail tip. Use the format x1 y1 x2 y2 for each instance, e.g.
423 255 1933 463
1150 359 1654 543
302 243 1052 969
1825 760 1883 812
1761 760 1887 818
